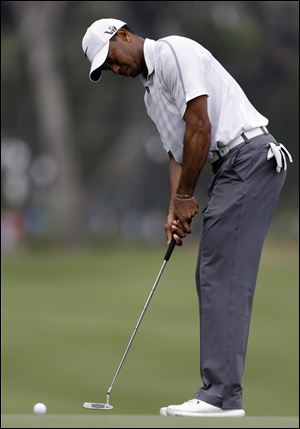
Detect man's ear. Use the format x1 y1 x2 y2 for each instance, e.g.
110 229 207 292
117 28 130 42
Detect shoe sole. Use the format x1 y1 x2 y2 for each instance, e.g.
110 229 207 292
166 409 245 417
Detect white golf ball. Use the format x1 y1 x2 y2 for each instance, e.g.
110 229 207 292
33 402 47 414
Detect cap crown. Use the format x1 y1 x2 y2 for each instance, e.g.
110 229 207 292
82 18 126 63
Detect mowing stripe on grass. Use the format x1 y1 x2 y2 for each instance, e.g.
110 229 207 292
1 415 299 428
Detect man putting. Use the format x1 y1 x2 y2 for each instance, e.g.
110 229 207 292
82 18 292 417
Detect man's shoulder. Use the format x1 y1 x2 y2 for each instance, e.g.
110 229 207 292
156 35 210 57
157 35 194 49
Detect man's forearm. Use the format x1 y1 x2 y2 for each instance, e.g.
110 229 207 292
177 126 211 196
168 153 182 203
166 96 210 243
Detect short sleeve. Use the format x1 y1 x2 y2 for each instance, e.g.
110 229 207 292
158 39 210 117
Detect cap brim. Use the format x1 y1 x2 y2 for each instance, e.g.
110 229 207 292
89 42 109 82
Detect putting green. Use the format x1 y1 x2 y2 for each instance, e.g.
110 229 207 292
1 414 299 428
2 239 298 417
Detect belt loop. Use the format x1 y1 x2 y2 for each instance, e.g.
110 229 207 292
241 132 250 143
261 126 268 135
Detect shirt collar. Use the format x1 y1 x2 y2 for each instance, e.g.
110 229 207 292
142 38 156 80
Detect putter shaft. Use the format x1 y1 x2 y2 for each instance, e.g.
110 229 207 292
107 259 168 399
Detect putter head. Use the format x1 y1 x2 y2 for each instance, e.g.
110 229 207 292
83 402 113 410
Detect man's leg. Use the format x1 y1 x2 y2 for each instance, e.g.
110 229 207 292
195 135 286 409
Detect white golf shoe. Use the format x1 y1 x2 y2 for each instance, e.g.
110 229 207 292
160 399 245 417
159 407 168 416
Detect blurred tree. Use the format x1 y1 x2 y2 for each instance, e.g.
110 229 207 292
10 1 87 244
1 1 298 245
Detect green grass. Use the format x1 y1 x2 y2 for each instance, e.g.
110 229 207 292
1 415 299 428
1 237 299 419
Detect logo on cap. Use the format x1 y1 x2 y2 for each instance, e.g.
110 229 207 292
104 25 117 35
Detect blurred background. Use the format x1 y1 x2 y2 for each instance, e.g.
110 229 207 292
1 0 299 419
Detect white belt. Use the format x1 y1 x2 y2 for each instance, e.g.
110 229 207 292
209 126 268 164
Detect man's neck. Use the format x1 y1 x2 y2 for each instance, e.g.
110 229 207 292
138 37 148 78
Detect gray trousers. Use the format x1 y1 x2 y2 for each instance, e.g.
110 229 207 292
194 133 286 409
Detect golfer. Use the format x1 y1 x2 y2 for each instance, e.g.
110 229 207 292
82 18 292 417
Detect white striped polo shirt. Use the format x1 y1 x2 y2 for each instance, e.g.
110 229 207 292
141 37 268 164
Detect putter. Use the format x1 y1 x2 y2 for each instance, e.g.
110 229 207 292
83 238 176 411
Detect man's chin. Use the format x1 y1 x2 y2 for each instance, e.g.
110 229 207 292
127 67 140 78
121 66 140 78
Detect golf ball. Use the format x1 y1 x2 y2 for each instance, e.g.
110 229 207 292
33 402 47 414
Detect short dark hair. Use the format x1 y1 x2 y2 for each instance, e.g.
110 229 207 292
94 25 136 79
110 24 136 41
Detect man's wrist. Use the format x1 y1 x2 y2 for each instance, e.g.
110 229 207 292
176 186 194 197
175 193 196 201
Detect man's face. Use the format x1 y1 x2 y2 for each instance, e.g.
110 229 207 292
101 29 145 78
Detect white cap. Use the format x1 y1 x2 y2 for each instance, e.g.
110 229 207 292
82 18 127 82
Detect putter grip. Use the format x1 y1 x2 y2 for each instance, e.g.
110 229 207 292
164 238 176 261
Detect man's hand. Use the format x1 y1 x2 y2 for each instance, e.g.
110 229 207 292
165 211 177 245
165 197 198 246
165 212 187 247
173 197 198 240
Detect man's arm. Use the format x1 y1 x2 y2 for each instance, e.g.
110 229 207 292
178 95 211 196
164 152 182 244
171 95 211 243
